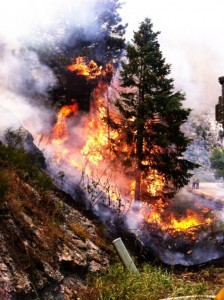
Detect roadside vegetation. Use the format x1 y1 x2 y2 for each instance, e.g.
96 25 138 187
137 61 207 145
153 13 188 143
80 263 221 300
210 148 224 179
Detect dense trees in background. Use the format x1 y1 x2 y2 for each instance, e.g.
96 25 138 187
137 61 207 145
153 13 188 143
210 148 224 179
109 19 197 202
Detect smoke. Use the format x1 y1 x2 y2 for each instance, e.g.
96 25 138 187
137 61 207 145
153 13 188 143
120 0 224 111
0 0 105 136
0 46 54 134
0 0 99 43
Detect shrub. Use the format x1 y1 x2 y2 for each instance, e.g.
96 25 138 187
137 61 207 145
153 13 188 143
0 140 54 192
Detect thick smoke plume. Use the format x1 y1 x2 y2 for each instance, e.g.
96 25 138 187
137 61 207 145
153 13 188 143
120 0 224 110
0 47 54 134
0 0 104 135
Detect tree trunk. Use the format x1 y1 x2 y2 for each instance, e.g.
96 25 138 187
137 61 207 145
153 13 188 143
134 169 141 200
134 78 144 201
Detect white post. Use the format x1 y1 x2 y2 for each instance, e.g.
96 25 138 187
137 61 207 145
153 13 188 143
112 237 139 275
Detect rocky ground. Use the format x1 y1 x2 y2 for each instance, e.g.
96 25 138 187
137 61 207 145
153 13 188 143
0 170 114 299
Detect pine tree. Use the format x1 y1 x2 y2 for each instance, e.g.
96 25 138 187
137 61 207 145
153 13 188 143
111 18 197 202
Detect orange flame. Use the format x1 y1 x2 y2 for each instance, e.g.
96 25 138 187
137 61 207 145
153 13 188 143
51 101 78 145
67 57 102 79
142 202 212 238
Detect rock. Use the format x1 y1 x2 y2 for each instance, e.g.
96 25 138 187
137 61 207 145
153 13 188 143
88 260 104 272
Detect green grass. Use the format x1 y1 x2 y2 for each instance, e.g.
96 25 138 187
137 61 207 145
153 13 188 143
80 263 215 300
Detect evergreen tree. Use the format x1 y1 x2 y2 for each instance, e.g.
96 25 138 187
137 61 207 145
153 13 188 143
111 18 197 202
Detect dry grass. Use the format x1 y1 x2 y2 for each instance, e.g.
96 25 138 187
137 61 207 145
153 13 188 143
0 169 65 266
68 221 91 240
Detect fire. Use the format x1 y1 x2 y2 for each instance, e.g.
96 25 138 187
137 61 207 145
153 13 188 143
67 56 102 79
142 202 213 238
53 57 165 204
51 101 78 145
50 58 125 203
48 56 215 239
170 209 211 231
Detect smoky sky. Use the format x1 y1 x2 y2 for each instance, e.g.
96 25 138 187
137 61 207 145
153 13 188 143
121 0 224 111
0 0 222 136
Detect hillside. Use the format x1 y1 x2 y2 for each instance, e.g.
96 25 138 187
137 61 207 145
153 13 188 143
1 130 224 299
0 137 114 299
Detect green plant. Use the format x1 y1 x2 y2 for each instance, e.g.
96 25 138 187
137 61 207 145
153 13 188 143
210 148 224 179
80 263 212 300
109 18 197 203
4 127 25 148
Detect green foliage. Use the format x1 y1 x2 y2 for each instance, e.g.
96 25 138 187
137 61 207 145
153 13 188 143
110 18 197 202
81 263 210 300
34 171 55 191
210 148 224 178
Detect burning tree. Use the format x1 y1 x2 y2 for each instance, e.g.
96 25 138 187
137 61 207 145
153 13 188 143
65 0 127 66
32 0 126 111
110 18 197 202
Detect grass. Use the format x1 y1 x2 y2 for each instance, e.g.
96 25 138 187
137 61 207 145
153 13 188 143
79 263 217 300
